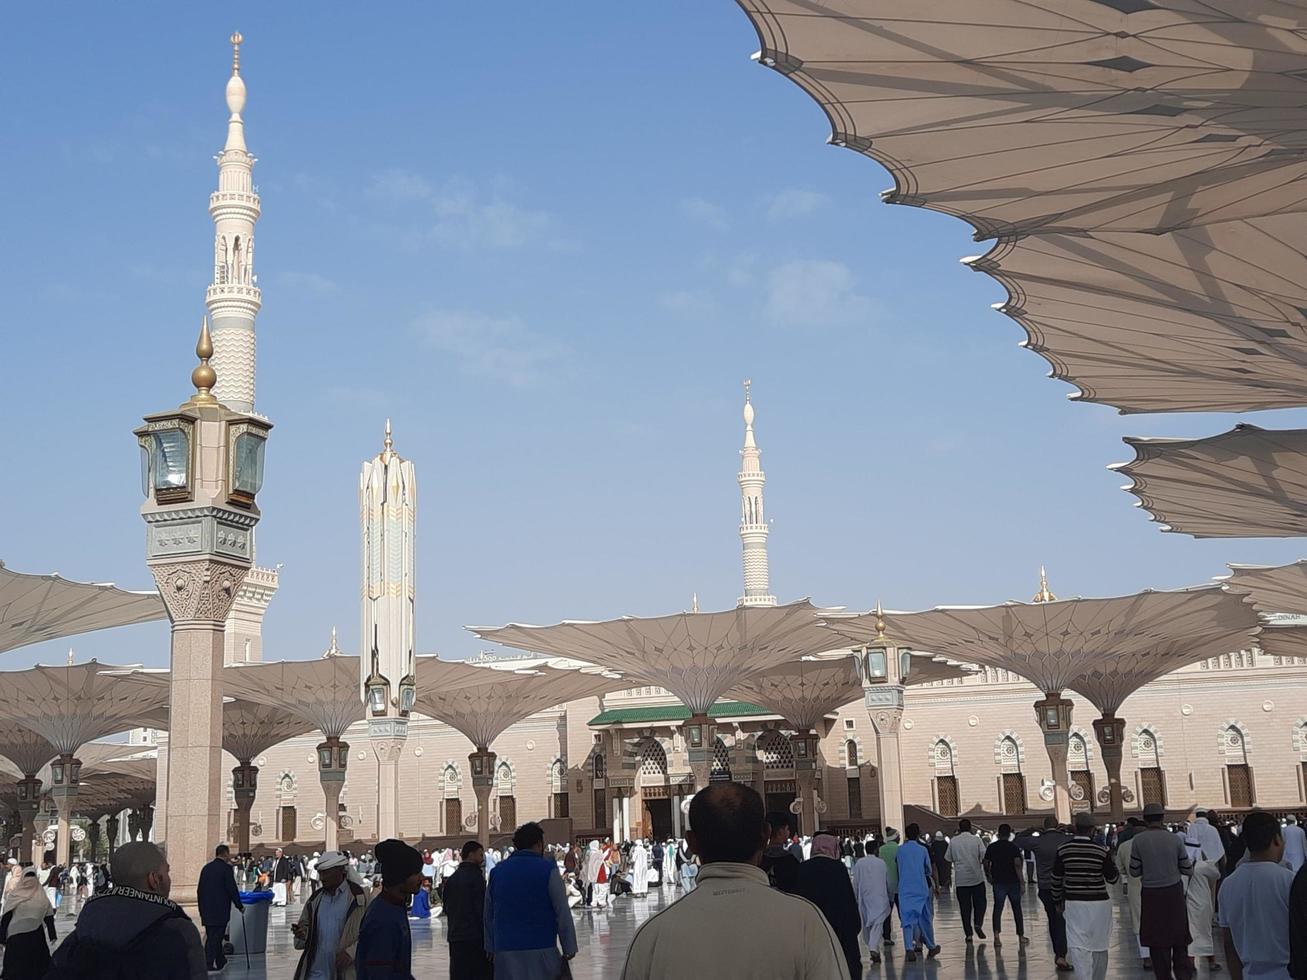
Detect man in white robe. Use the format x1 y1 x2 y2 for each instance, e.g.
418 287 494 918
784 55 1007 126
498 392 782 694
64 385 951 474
1182 836 1220 972
630 841 650 897
853 849 892 965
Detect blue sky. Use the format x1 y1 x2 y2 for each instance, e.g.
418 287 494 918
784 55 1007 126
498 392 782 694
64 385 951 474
4 3 1304 671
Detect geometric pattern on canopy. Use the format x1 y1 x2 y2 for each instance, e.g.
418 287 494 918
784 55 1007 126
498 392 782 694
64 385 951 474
822 585 1258 713
74 771 157 817
222 699 318 763
471 600 845 715
727 653 973 730
0 560 166 655
735 1 1307 413
223 656 365 741
0 662 171 755
0 721 61 779
1114 426 1307 537
1224 561 1307 617
414 656 629 751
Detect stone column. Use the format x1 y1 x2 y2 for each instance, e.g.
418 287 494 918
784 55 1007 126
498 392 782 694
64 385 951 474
868 705 905 837
469 748 497 847
1034 693 1074 825
106 814 120 858
16 777 41 866
232 763 258 854
86 820 101 861
681 715 715 792
1092 713 1127 823
317 737 348 851
791 731 821 836
150 559 249 907
370 721 407 841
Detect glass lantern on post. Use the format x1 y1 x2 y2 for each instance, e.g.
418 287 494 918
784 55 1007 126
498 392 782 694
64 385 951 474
364 632 390 718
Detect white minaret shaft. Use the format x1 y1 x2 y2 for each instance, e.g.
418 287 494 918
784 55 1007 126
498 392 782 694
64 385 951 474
360 419 417 698
205 32 262 414
738 381 776 607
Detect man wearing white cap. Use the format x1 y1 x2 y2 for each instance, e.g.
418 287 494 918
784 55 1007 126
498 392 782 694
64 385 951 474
292 850 370 980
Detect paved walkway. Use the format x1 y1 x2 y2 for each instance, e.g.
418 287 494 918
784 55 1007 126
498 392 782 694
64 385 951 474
54 879 1226 979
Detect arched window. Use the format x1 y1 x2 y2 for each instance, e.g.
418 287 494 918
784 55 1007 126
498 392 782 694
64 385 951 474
592 752 606 780
1223 725 1254 807
711 737 732 781
1138 728 1166 807
997 737 1025 815
550 759 569 819
1068 732 1094 812
637 738 668 779
933 740 958 817
845 740 859 768
757 730 794 769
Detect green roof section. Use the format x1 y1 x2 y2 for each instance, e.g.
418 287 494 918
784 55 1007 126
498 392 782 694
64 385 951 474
588 701 774 726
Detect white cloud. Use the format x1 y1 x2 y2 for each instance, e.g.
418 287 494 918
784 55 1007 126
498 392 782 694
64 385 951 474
414 310 563 386
765 188 830 221
764 259 877 327
679 197 730 232
367 170 560 250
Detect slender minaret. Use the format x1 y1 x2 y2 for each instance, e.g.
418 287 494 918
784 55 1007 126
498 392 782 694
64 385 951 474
205 32 262 414
737 380 776 607
360 419 417 839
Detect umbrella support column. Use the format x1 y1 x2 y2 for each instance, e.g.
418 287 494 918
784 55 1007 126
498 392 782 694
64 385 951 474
1092 713 1127 824
1035 693 1074 825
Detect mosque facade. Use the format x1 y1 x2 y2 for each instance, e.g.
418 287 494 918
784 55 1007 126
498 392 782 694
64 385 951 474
147 38 1307 855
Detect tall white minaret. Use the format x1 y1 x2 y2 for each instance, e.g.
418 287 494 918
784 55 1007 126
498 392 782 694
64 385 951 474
205 32 262 414
360 419 417 839
738 380 776 607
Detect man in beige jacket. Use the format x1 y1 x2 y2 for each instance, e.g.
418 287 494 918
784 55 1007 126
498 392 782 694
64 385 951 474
620 782 851 980
293 850 370 980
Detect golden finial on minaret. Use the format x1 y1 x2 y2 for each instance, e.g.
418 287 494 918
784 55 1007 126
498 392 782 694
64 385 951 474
1032 565 1057 603
67 647 75 666
188 317 218 405
873 600 887 641
230 32 243 74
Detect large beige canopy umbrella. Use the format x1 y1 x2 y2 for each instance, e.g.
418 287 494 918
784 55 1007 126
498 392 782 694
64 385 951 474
222 649 365 850
414 656 627 844
0 662 169 867
472 600 845 794
1221 561 1307 661
824 578 1258 821
1114 426 1307 537
0 723 61 862
734 2 1307 413
725 654 972 830
0 561 165 655
218 700 316 852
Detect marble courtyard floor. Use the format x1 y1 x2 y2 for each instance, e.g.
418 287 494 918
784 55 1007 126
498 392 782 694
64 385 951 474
55 881 1227 979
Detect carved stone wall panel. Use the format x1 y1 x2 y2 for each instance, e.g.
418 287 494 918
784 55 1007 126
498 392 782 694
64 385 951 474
150 560 250 623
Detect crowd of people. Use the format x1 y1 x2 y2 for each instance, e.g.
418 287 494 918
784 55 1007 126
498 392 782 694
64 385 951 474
2 789 1306 979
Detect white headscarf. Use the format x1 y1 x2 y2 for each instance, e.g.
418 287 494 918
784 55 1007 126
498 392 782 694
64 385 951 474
5 869 52 936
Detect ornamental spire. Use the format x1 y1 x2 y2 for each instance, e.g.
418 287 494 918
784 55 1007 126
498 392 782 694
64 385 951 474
737 380 776 607
1032 566 1057 603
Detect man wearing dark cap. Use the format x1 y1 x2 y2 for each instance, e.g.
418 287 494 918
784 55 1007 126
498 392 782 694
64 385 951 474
355 839 423 980
620 781 850 979
1129 803 1193 980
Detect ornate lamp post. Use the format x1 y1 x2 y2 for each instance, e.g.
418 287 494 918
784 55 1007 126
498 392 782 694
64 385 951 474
49 754 82 869
135 320 269 904
231 761 258 853
1092 713 1128 822
316 736 350 850
16 776 42 865
1030 569 1074 824
852 603 911 836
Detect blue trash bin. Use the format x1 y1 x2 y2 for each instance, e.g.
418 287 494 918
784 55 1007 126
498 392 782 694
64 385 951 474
229 890 275 955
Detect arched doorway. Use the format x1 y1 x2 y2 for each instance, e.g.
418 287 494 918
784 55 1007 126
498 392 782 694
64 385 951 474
997 736 1025 815
636 737 671 840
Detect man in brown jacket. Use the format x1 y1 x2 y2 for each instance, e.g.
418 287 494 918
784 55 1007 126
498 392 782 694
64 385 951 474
293 850 369 980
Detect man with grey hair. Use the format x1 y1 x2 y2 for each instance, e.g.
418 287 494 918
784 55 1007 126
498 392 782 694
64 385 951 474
44 841 206 979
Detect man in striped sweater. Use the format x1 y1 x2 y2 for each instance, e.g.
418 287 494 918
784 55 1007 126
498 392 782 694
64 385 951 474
1051 811 1121 980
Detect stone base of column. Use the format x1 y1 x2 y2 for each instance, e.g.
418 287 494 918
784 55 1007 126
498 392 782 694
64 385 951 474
470 748 497 846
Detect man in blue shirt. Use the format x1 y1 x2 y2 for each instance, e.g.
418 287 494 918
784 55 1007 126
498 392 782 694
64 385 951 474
485 821 578 977
356 839 423 980
897 824 941 962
